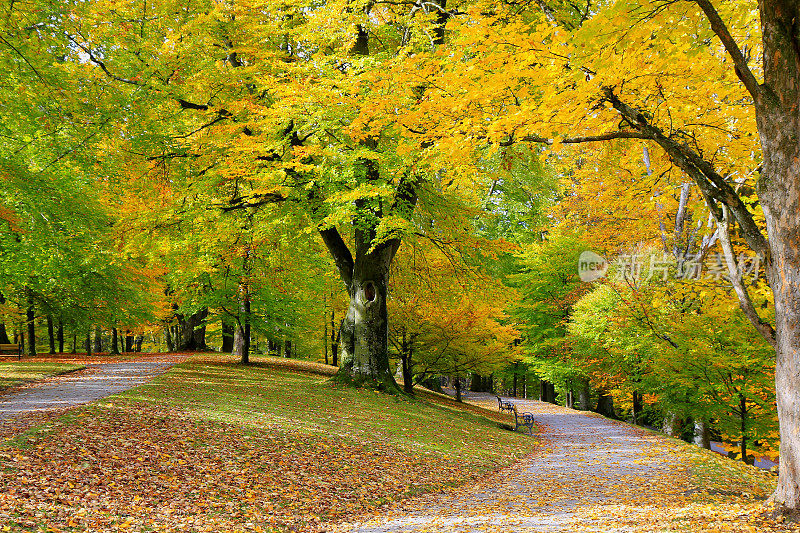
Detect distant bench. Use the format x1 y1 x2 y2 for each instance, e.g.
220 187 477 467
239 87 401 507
497 395 514 413
497 396 535 435
0 343 21 360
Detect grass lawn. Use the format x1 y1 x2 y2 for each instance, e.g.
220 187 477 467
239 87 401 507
0 362 85 390
0 354 536 532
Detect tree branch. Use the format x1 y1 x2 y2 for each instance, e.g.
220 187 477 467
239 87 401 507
717 204 777 348
601 87 770 258
502 130 651 146
319 227 355 289
693 0 762 101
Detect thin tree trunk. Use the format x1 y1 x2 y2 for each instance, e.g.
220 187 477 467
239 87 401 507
332 319 341 367
26 290 35 358
324 308 329 365
284 339 292 358
632 390 643 425
57 317 64 353
71 332 77 354
512 362 519 398
85 330 92 357
693 420 711 449
233 283 251 364
94 326 102 353
578 379 591 410
111 327 120 355
0 293 11 345
400 330 414 394
47 315 55 354
662 412 681 438
164 326 174 352
134 335 143 352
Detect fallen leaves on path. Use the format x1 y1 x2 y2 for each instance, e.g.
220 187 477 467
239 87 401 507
333 396 793 532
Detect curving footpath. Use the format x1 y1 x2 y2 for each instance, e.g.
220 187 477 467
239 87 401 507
337 393 688 533
0 355 189 419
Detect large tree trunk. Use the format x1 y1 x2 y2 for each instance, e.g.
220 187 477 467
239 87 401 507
693 419 711 449
221 317 235 353
176 308 209 351
336 259 397 390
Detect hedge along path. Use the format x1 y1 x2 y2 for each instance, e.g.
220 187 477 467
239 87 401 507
335 394 784 533
0 354 190 419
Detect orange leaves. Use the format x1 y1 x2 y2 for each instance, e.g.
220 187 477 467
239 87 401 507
0 401 477 532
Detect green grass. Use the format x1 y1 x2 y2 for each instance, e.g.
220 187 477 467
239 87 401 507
118 355 536 470
680 440 777 500
0 362 85 389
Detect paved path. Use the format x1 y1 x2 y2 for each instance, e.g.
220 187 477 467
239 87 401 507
0 355 188 419
337 393 687 532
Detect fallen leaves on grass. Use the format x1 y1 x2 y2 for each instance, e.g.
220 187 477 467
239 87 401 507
0 402 475 532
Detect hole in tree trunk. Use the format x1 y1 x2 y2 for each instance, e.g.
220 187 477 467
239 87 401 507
364 282 376 302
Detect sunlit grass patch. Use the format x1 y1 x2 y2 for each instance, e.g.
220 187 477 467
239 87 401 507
0 362 85 389
119 354 536 468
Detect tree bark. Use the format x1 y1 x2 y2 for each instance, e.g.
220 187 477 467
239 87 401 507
111 327 120 355
94 326 102 354
578 379 591 410
233 283 251 364
125 333 133 352
47 315 55 354
134 335 143 352
332 318 341 367
176 308 209 351
25 290 35 357
57 317 64 353
85 330 92 357
662 412 682 438
0 293 11 345
693 419 711 449
632 390 643 425
221 317 235 353
400 330 414 394
595 391 615 418
284 339 292 358
164 326 174 352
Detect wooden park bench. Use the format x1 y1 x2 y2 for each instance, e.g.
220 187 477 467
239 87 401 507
0 343 21 360
512 405 535 435
497 395 515 413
